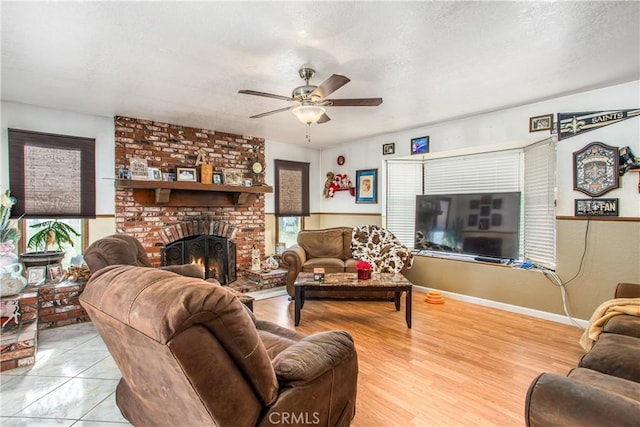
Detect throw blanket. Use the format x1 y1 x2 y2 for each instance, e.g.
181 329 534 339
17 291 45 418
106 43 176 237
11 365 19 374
351 225 413 273
579 298 640 351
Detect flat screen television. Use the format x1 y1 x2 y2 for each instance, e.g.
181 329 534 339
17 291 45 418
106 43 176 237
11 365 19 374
415 192 521 260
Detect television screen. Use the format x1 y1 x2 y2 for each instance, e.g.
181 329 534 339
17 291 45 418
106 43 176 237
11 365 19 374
415 192 521 260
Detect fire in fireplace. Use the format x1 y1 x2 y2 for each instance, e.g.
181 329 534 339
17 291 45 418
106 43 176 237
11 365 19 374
161 235 236 285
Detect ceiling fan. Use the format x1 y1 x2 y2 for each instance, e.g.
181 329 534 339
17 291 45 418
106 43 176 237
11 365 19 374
238 67 383 128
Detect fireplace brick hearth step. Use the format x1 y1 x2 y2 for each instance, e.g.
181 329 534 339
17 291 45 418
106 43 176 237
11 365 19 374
229 269 287 293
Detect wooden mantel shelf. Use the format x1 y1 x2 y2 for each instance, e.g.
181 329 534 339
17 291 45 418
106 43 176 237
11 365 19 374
115 179 273 207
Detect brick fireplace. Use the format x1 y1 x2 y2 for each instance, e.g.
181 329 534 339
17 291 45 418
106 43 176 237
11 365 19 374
114 116 266 272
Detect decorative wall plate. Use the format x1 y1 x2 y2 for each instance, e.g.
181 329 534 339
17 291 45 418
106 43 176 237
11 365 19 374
573 142 619 197
337 155 345 166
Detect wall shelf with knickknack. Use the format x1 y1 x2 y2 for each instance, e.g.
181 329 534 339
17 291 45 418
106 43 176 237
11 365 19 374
115 180 273 207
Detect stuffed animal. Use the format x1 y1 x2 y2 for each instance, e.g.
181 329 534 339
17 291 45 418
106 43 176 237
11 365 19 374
323 172 336 198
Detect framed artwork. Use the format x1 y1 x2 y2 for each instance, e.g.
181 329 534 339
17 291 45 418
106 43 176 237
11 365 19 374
274 159 310 216
468 214 478 227
147 167 162 181
529 114 553 132
410 136 429 155
492 198 502 209
129 158 149 180
47 263 64 282
383 143 395 155
480 206 491 217
469 200 479 209
176 167 198 182
212 171 224 185
573 142 619 197
223 168 243 186
478 218 490 230
491 213 502 226
26 266 47 286
355 169 378 204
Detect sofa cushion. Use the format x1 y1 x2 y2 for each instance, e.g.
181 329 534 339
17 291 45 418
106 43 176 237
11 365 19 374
302 258 346 273
298 229 345 259
602 315 640 339
578 333 640 382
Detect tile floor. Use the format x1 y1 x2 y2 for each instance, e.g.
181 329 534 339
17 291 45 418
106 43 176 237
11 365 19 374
0 322 131 426
0 286 286 426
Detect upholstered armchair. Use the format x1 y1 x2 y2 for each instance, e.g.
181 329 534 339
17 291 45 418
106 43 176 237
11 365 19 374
79 265 358 426
84 234 204 279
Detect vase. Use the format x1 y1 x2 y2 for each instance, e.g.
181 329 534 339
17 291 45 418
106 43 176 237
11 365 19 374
357 269 371 280
0 263 27 297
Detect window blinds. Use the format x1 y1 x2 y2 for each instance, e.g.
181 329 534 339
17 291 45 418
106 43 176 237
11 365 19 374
523 139 557 269
385 160 423 246
385 142 556 268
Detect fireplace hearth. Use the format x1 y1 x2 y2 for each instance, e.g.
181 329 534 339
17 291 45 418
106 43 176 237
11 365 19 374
162 235 236 285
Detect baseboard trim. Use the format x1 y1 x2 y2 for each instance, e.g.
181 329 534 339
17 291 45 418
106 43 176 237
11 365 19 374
413 285 588 328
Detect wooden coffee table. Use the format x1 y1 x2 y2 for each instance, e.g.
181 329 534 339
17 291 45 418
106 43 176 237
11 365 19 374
294 272 412 328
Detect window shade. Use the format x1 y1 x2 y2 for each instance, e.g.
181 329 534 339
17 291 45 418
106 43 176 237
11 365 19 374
8 129 96 219
385 160 423 247
274 159 310 217
523 139 556 269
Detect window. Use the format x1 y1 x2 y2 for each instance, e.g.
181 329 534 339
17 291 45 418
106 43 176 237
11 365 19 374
8 128 96 219
276 217 303 250
386 139 556 268
21 218 86 268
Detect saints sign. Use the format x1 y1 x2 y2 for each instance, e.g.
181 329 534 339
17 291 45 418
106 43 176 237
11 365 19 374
573 142 619 197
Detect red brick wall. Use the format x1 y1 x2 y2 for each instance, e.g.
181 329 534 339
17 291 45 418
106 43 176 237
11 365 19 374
114 116 266 272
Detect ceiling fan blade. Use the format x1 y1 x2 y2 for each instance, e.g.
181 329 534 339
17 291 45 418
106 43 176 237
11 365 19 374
311 74 350 99
249 106 292 119
238 90 293 102
317 113 331 124
326 98 383 107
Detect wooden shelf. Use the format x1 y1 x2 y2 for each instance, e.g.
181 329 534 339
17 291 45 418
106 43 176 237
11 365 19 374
115 179 273 207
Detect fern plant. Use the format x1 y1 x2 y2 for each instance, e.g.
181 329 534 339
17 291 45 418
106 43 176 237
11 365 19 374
27 220 80 252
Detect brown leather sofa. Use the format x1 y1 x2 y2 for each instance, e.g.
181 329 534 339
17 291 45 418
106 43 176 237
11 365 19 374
282 226 413 299
84 233 204 278
525 282 640 426
79 265 358 426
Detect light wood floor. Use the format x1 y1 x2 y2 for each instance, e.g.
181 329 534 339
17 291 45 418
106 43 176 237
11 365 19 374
254 291 585 427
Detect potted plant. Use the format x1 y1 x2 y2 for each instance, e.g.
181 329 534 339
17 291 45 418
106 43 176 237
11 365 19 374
20 220 80 268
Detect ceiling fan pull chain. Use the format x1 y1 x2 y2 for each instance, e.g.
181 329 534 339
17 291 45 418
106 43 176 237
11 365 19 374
306 123 311 143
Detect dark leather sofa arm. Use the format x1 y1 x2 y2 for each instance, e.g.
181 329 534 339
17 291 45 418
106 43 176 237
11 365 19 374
615 282 640 299
272 330 355 385
525 373 640 427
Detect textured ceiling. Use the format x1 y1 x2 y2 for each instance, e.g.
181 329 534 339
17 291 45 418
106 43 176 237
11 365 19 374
2 1 639 148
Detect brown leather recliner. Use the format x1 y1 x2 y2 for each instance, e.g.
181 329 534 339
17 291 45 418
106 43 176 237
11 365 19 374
79 265 358 427
84 234 204 279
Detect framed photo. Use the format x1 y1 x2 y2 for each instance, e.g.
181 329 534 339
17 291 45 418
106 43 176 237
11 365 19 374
26 266 47 286
355 168 378 204
223 168 243 186
162 172 175 182
468 214 478 227
129 158 148 180
529 114 553 132
410 136 429 155
573 142 619 197
212 171 224 185
147 167 162 181
176 167 197 182
47 263 64 282
491 213 502 226
382 143 395 155
478 218 490 230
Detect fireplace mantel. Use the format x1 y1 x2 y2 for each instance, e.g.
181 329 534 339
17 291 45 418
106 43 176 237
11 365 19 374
115 179 273 207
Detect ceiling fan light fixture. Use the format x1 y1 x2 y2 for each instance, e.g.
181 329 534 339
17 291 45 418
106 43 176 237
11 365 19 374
291 104 326 124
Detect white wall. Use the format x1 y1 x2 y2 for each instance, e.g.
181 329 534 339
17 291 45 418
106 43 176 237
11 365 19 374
1 101 116 215
320 80 640 217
